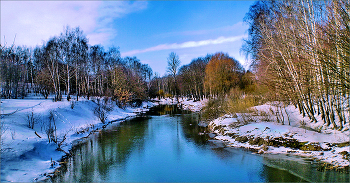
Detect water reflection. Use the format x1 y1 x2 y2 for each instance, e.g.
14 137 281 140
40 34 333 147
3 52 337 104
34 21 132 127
55 118 148 182
261 154 350 182
147 104 190 116
180 113 208 145
53 105 347 182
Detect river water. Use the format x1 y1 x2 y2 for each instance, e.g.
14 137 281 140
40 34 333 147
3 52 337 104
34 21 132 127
53 105 348 182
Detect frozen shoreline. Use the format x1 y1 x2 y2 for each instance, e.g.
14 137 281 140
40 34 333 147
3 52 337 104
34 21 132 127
207 106 350 170
152 97 350 170
160 98 349 169
0 94 157 182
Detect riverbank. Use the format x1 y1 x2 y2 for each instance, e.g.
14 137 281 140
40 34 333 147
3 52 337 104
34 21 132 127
151 98 350 170
154 97 208 112
0 94 157 182
207 103 350 171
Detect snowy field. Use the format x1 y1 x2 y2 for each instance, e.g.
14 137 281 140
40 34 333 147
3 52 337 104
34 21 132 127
208 103 350 169
0 94 156 182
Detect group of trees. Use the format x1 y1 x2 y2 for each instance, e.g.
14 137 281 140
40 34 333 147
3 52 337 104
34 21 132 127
1 45 33 99
1 26 152 107
243 0 349 129
151 52 252 101
1 27 255 111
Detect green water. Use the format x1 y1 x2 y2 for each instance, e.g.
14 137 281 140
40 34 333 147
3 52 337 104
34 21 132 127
53 105 348 182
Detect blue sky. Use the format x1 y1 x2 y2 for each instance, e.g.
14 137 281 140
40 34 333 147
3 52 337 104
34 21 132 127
1 1 255 76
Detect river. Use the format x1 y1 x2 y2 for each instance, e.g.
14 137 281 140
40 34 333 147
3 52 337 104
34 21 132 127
52 105 348 182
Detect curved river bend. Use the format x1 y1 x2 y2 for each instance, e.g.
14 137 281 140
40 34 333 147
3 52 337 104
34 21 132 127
53 105 348 182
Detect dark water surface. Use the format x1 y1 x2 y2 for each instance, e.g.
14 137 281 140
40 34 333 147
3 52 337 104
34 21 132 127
53 105 348 182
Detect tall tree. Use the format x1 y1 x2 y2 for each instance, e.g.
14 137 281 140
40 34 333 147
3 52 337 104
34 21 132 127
42 37 63 101
204 52 244 97
166 52 181 101
59 26 88 99
89 45 106 96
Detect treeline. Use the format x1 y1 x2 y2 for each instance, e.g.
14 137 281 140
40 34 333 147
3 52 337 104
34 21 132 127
150 52 254 101
1 26 152 107
1 27 256 110
243 0 349 129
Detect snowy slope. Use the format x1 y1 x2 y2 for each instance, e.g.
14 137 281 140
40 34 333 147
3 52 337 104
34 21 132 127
0 94 156 182
208 104 350 168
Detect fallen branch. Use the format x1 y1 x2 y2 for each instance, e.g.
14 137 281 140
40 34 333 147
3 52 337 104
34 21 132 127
35 131 42 138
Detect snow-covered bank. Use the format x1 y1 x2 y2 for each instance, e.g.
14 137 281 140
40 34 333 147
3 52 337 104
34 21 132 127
207 104 350 169
0 94 156 182
154 97 207 112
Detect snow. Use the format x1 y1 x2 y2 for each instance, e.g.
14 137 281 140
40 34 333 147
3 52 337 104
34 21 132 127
209 103 350 168
0 94 157 182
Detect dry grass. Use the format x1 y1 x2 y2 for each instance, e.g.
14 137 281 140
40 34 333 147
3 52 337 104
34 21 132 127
225 96 258 114
201 98 225 121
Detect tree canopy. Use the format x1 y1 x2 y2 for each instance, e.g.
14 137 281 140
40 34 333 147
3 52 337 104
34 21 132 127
204 52 244 96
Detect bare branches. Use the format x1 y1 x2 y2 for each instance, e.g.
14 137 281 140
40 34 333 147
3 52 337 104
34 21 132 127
167 52 181 101
25 109 40 129
167 52 181 79
243 0 350 130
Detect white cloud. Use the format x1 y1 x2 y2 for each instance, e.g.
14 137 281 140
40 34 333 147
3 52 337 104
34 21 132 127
122 35 247 56
158 21 246 38
0 1 147 47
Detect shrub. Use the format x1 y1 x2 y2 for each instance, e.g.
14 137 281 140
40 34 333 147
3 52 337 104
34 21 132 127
201 98 225 121
70 101 76 109
201 86 267 121
225 95 258 114
103 96 110 105
235 136 249 143
93 98 110 124
26 109 40 129
239 113 256 124
157 89 165 98
52 133 69 154
46 110 57 143
300 143 322 151
165 93 173 98
94 105 107 124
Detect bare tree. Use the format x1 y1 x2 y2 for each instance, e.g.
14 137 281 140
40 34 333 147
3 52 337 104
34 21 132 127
243 0 350 130
167 52 181 102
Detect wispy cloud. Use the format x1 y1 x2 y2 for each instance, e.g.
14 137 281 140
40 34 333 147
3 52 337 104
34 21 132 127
157 22 246 38
0 1 147 47
122 35 247 56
